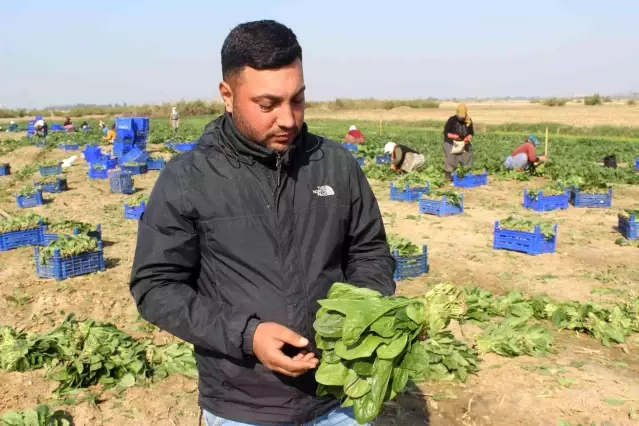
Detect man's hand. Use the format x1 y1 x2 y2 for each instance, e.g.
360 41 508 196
447 133 460 141
464 135 472 143
539 155 547 162
253 322 318 378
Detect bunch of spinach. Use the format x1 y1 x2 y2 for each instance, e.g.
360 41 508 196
422 190 462 207
499 216 556 240
313 283 478 424
476 318 554 357
386 234 420 257
1 405 70 426
39 235 98 265
0 213 45 234
17 184 38 197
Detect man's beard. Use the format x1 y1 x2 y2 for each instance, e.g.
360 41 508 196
231 103 301 148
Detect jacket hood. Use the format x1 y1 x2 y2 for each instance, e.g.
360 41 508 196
198 113 309 168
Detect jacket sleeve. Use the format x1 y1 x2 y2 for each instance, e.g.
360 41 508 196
468 122 475 137
443 117 455 136
129 165 259 360
343 157 396 296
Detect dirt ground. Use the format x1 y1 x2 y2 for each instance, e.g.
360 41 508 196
0 144 638 426
306 102 639 128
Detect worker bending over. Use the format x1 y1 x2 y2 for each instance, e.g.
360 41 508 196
504 134 547 171
384 142 425 173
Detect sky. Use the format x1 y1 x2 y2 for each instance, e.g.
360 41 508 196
1 0 638 108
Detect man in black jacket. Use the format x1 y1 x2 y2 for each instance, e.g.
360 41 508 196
129 20 396 426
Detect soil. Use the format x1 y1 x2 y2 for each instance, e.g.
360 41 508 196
0 144 638 426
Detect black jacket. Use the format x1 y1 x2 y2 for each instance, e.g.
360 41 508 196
443 115 474 143
130 114 396 425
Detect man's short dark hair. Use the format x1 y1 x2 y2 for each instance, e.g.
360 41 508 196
221 20 302 81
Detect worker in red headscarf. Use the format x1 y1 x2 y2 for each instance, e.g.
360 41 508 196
344 125 365 144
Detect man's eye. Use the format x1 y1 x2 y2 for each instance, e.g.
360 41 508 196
293 97 305 104
259 104 274 112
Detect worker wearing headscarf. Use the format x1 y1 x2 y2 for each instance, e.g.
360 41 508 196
34 119 48 137
442 103 475 181
383 141 425 173
504 134 547 171
8 121 18 132
344 124 365 144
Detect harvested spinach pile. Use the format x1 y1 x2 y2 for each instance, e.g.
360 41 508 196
127 192 150 206
386 234 420 257
422 190 462 207
33 175 66 186
526 185 566 200
454 166 484 179
0 315 197 395
17 184 38 197
499 216 556 239
46 218 96 236
620 208 639 218
475 318 553 357
464 287 639 348
0 213 44 234
39 235 98 265
1 405 70 426
313 283 479 424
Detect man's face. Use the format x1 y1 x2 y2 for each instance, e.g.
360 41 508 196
220 58 305 153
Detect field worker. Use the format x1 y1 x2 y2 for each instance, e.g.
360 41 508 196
384 141 425 173
34 119 48 137
443 103 475 181
63 116 75 132
170 107 180 133
129 20 395 426
103 124 116 144
344 124 365 144
8 121 18 132
98 121 108 135
504 134 547 171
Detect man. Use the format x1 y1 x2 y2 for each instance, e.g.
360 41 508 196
344 124 365 144
170 107 180 134
8 121 19 132
443 103 474 181
383 141 425 173
504 134 547 171
129 20 395 426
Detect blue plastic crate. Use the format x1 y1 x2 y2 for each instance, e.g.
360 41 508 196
453 170 488 188
418 194 464 216
34 240 106 281
522 189 570 212
88 166 108 180
618 214 638 240
16 189 44 209
493 221 557 255
59 143 80 151
389 181 430 202
124 201 146 220
635 157 638 171
570 187 612 208
392 245 429 281
120 164 148 175
109 171 135 194
0 224 45 251
343 143 358 152
113 141 134 157
376 154 392 164
83 146 103 163
167 142 197 153
0 164 9 176
146 158 165 170
43 224 102 245
355 156 365 167
34 177 68 193
39 164 62 176
118 146 151 165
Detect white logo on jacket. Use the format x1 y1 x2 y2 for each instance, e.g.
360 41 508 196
313 185 335 197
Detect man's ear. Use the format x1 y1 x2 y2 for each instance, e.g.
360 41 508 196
219 81 234 113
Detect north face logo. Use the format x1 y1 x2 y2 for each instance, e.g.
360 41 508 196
313 185 335 197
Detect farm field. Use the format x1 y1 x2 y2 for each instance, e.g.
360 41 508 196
0 116 638 426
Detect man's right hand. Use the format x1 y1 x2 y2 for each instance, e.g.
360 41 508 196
539 155 547 162
253 322 318 378
448 133 460 141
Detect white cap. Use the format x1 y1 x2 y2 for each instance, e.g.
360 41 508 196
349 125 357 131
383 142 396 154
35 119 45 127
10 121 15 124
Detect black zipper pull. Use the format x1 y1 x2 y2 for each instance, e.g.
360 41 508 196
275 153 282 188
